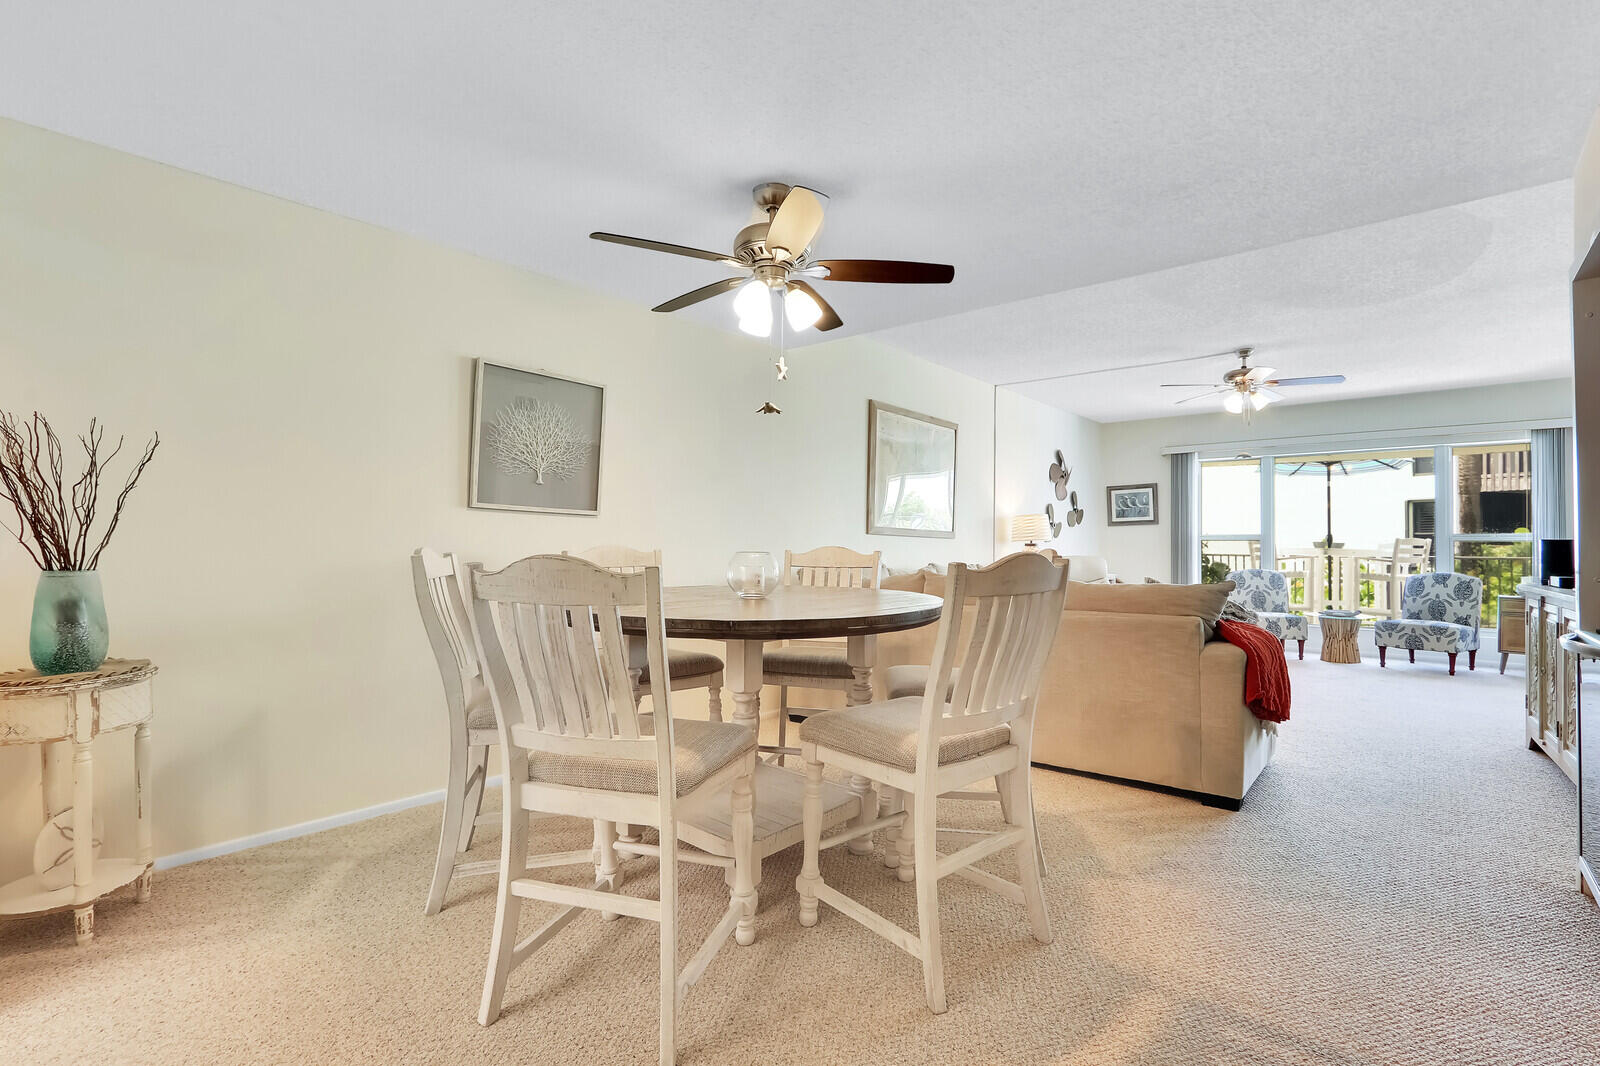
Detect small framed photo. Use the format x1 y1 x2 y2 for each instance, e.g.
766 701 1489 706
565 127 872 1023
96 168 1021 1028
1106 483 1159 525
867 400 957 538
469 359 604 514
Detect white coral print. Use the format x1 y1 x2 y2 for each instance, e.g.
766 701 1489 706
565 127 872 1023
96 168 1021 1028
487 397 590 486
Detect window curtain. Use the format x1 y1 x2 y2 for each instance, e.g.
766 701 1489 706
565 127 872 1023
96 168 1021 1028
1531 426 1575 546
1170 451 1199 583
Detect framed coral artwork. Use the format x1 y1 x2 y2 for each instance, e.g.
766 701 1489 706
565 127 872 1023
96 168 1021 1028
469 359 604 514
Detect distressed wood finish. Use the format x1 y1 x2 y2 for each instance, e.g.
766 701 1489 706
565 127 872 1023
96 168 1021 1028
412 548 500 915
1520 580 1579 784
468 555 756 1066
568 546 724 721
0 658 157 944
768 548 883 773
796 552 1068 1013
617 585 941 641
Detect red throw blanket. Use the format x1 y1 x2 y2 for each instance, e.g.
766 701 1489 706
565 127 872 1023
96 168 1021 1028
1217 619 1291 723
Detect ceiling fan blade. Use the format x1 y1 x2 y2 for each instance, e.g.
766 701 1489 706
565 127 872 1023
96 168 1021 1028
651 276 746 313
1160 383 1220 388
591 232 740 267
1243 365 1277 382
817 259 955 284
766 186 826 262
787 279 843 331
1268 374 1346 386
1173 391 1225 406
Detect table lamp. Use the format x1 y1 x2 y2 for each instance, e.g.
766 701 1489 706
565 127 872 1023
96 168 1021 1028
1009 513 1051 550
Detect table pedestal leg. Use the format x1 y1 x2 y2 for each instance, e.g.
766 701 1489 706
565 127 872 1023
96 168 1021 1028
72 740 94 945
845 635 878 855
722 639 764 735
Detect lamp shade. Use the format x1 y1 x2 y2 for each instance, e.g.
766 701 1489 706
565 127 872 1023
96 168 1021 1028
1009 513 1051 543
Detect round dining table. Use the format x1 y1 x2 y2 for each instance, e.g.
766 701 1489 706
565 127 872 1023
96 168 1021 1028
618 584 943 863
619 583 944 729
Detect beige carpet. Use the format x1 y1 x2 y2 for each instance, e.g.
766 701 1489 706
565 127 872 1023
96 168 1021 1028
4 652 1598 1065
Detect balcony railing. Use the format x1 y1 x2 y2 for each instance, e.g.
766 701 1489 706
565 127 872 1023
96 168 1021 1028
1200 536 1527 625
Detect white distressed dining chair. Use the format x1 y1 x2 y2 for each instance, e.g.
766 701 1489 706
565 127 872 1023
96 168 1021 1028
566 546 725 719
411 548 500 915
469 555 757 1066
795 551 1069 1014
766 546 882 763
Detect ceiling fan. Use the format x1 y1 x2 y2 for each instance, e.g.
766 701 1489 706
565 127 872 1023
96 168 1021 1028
590 182 955 337
1161 348 1346 415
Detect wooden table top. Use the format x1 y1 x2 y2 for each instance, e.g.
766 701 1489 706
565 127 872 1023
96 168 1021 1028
619 585 943 641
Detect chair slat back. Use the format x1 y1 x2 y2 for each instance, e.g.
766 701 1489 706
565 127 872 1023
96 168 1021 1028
922 552 1068 752
412 549 483 720
471 556 670 778
784 546 882 589
567 545 662 575
1392 537 1432 571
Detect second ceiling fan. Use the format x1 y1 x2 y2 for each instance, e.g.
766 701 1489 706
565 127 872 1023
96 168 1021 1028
1162 348 1346 415
590 182 954 337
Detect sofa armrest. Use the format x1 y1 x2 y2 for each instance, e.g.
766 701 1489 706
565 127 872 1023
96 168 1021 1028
1197 640 1277 800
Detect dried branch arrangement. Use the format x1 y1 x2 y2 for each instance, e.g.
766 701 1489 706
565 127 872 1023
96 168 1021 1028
0 412 160 571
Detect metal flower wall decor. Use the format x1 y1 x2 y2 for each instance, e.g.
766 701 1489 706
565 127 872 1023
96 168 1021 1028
1046 450 1084 535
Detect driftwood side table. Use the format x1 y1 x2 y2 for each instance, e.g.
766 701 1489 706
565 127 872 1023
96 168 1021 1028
0 658 156 944
1318 611 1363 664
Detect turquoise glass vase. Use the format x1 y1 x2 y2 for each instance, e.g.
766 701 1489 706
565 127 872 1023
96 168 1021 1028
29 571 109 675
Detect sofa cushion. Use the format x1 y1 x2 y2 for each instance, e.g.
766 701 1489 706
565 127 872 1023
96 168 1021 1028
1065 580 1235 639
881 571 927 594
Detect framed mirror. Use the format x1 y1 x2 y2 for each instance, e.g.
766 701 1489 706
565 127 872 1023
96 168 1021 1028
866 400 957 538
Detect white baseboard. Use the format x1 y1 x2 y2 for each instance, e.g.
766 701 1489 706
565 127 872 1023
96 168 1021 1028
155 775 506 871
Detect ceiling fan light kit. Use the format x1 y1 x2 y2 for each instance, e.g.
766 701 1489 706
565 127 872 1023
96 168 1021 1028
591 182 955 342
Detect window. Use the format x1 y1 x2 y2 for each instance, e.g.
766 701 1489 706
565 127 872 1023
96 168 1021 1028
1199 459 1259 584
1450 443 1532 624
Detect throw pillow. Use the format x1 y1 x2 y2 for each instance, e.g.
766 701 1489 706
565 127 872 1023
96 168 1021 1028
1220 598 1261 626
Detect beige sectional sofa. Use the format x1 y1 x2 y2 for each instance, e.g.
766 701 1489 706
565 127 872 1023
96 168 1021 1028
875 561 1278 808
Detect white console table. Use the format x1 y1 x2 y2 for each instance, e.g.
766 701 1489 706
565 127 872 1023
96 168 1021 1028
1519 580 1580 785
0 659 156 944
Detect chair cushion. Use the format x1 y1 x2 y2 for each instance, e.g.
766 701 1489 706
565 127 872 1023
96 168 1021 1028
637 648 724 684
466 686 496 731
527 718 755 796
1256 611 1308 642
1373 618 1473 653
798 697 1011 772
883 664 961 701
763 647 854 680
1225 569 1291 614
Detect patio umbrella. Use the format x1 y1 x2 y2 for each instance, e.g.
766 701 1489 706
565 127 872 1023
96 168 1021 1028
1274 457 1412 549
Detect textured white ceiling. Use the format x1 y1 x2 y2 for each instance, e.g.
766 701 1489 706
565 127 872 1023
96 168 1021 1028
3 4 1598 336
0 3 1596 406
877 181 1577 420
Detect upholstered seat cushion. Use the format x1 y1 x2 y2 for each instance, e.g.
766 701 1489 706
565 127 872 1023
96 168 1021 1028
1256 611 1309 642
527 718 755 796
883 664 960 701
763 647 854 680
637 648 724 684
798 697 1011 772
466 687 496 731
1372 618 1473 653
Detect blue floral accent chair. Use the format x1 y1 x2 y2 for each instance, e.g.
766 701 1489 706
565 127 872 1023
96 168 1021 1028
1372 572 1483 675
1224 569 1308 660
